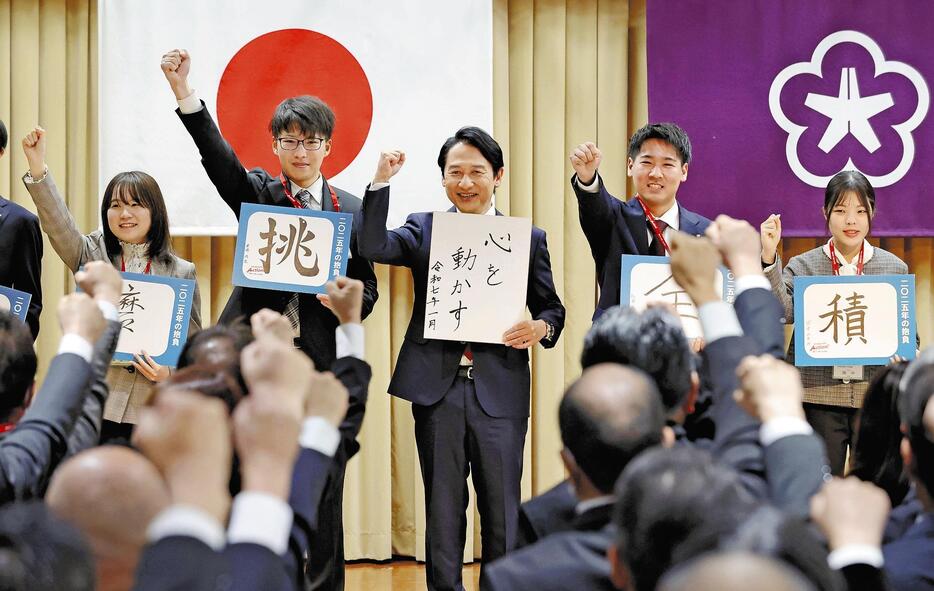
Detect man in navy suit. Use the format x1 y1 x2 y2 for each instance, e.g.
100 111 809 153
0 119 43 339
357 127 565 590
568 123 711 319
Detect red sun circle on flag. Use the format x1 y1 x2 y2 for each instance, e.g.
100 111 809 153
216 29 373 179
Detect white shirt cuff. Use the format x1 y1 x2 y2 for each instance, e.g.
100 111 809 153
97 300 119 322
760 416 813 446
369 182 390 191
58 333 94 363
227 491 293 555
177 92 203 114
336 323 364 360
827 544 884 570
734 275 771 296
698 301 743 343
146 505 225 551
575 173 600 193
300 416 340 456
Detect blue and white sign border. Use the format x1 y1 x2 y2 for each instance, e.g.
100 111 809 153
232 203 353 295
793 274 916 367
0 286 32 325
112 272 195 367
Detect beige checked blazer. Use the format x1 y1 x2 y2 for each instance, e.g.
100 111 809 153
765 245 908 408
23 171 202 423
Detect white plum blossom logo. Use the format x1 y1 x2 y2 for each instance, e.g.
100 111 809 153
769 30 929 187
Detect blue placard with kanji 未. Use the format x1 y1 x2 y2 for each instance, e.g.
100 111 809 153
232 203 353 295
620 255 735 339
0 285 32 325
112 272 194 366
793 274 916 366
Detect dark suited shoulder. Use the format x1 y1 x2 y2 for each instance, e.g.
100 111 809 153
0 197 43 339
482 529 616 591
134 535 229 591
517 479 577 548
0 352 93 502
883 516 934 591
678 205 712 236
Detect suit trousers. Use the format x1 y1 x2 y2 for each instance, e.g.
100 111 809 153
413 375 528 591
804 403 857 476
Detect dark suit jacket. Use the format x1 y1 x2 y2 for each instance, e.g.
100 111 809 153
883 513 934 591
176 103 378 371
0 196 43 339
516 479 577 548
733 287 786 360
358 185 565 418
482 528 616 591
571 174 711 319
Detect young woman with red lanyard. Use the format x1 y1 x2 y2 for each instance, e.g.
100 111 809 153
20 126 202 444
759 170 909 476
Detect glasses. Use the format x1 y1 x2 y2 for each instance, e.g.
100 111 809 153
276 137 326 151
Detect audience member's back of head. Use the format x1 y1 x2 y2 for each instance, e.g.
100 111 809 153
900 362 934 495
658 552 817 591
0 501 94 591
581 306 692 413
851 361 910 507
0 312 37 422
612 446 755 591
154 364 246 413
559 363 666 493
176 321 254 395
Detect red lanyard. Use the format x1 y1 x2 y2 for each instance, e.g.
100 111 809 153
0 423 15 434
828 240 865 276
280 175 340 212
121 255 151 274
635 195 671 255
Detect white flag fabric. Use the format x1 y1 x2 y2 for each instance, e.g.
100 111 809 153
99 0 493 235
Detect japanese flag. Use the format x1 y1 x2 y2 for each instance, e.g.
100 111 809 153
99 0 493 235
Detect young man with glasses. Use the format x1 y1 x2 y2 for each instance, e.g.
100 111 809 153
160 48 377 591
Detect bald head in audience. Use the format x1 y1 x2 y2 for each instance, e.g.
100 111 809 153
46 446 170 591
658 552 816 591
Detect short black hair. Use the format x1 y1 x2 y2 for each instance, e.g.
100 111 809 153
628 122 692 165
900 363 934 494
177 321 255 397
100 171 175 267
0 312 37 422
823 170 876 232
269 96 335 140
851 361 910 507
0 501 95 591
0 119 7 152
581 306 693 413
559 365 665 493
613 446 755 591
437 126 505 174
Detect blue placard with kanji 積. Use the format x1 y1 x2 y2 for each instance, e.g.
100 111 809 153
112 272 194 367
232 203 353 295
0 285 32 325
620 255 735 340
793 274 916 366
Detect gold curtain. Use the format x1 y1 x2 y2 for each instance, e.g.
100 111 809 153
4 0 932 563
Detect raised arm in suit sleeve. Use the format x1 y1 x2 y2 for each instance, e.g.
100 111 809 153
22 171 102 272
15 212 43 339
527 230 565 348
357 184 424 267
65 318 122 459
346 220 379 320
176 102 269 214
571 173 623 265
733 282 786 359
0 351 93 502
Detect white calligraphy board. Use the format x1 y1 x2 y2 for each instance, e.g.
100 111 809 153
425 213 532 344
620 255 735 339
112 272 195 366
0 286 32 325
233 203 353 294
793 275 917 366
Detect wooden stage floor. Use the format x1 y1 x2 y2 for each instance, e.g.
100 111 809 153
346 560 480 590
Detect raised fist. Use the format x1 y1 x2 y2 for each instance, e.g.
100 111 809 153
569 142 601 185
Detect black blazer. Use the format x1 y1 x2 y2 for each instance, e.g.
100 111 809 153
176 103 378 371
0 196 43 339
571 174 711 319
516 479 577 548
358 185 565 418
